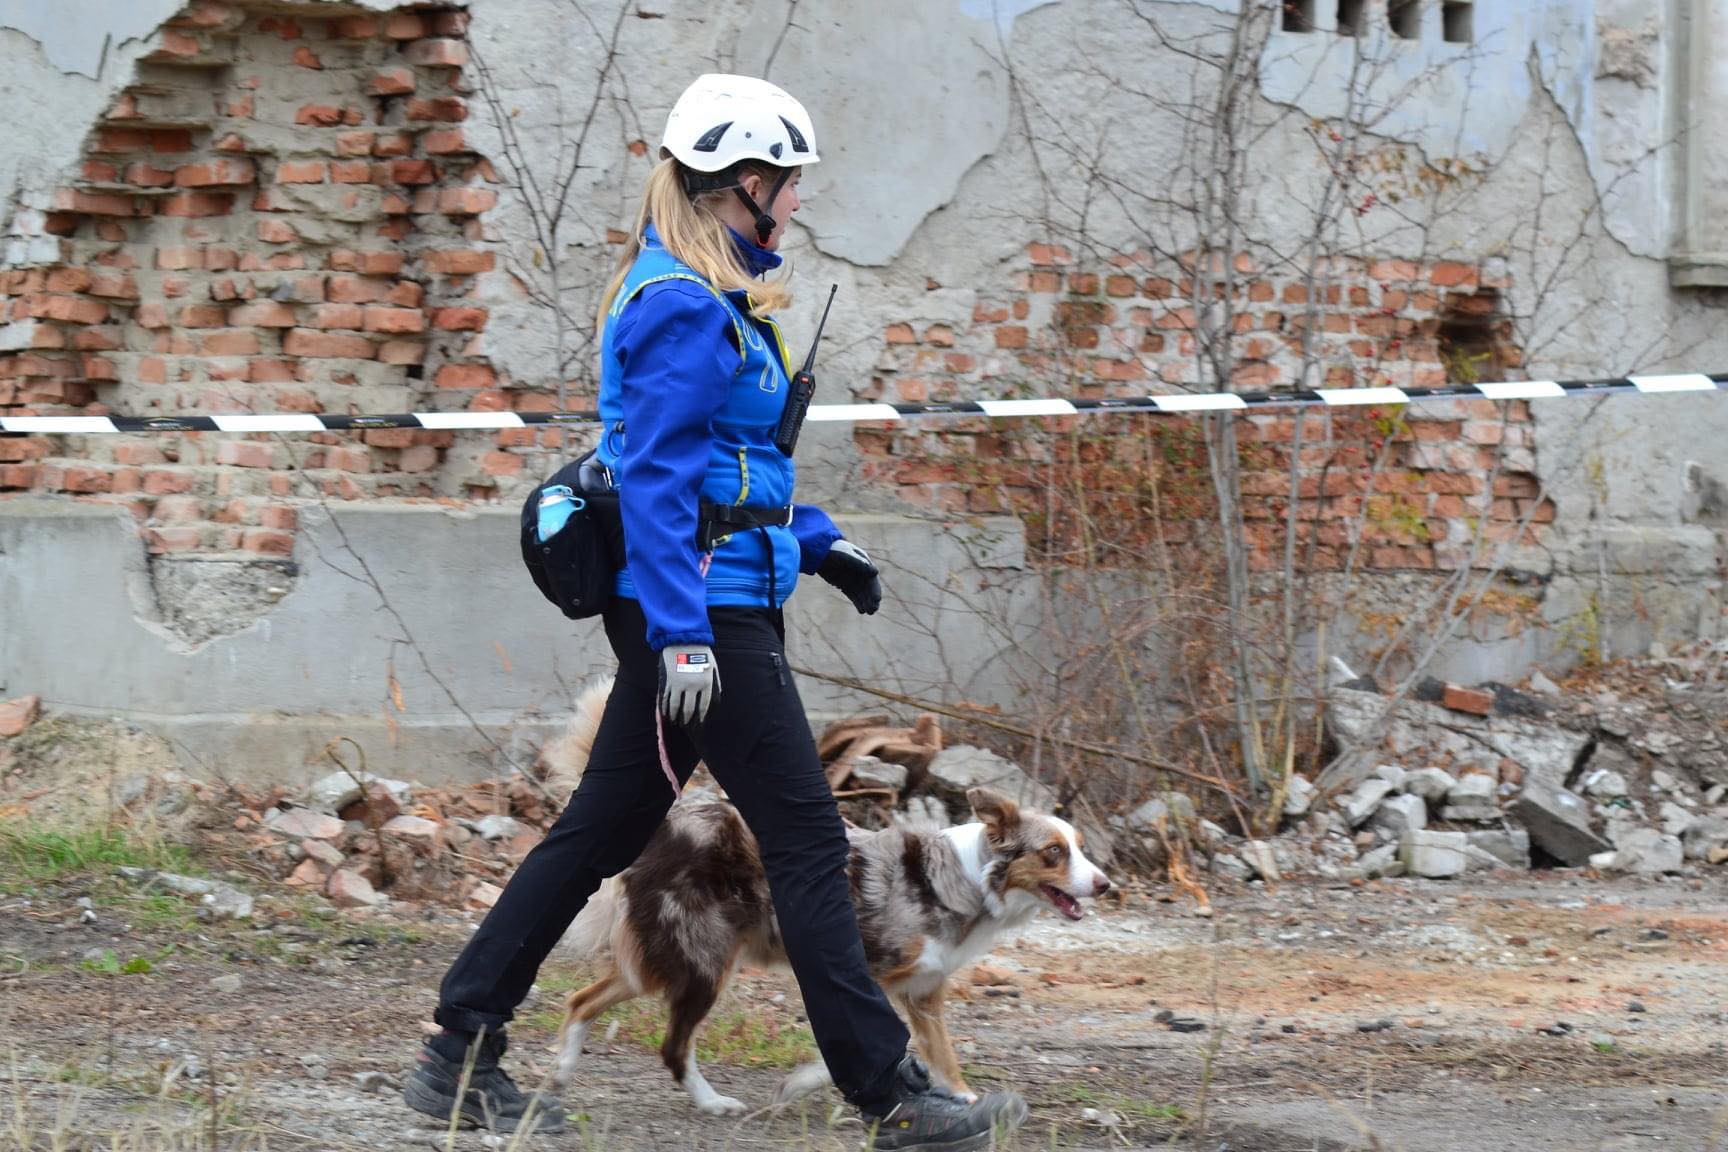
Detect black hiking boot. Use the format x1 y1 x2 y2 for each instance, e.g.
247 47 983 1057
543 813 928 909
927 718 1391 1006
402 1029 566 1134
860 1055 1029 1152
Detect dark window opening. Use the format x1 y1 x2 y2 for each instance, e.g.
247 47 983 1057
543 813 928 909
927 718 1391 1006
1437 289 1515 385
1389 0 1421 39
1337 0 1365 35
1442 1 1473 43
1282 0 1316 32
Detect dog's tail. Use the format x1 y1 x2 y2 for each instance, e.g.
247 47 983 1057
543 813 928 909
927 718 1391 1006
558 874 625 961
536 674 615 801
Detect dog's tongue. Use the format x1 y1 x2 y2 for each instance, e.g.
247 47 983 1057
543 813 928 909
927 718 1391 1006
1045 886 1084 921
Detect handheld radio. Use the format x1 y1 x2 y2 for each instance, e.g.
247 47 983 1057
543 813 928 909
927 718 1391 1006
773 283 837 457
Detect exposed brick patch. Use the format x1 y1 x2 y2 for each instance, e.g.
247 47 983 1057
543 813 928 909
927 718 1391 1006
0 0 505 558
857 244 1541 573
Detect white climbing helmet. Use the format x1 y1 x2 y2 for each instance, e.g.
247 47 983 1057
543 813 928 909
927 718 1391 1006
660 73 820 173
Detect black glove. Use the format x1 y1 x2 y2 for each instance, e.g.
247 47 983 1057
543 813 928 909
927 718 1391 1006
818 539 881 615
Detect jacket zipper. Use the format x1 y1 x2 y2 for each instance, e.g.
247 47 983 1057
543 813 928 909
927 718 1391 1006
769 650 787 688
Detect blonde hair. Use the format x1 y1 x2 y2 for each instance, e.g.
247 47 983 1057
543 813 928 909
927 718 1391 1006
598 158 793 331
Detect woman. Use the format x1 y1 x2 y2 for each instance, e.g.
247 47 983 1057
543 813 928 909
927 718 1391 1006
402 74 1028 1150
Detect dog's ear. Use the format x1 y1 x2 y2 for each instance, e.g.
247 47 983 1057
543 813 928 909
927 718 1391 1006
967 787 1021 841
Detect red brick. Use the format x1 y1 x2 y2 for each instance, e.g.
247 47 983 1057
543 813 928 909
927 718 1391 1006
256 218 297 244
480 451 523 477
377 339 426 364
435 363 495 388
423 249 494 275
216 441 274 468
354 251 404 276
326 276 389 304
141 469 195 495
405 97 467 122
432 307 485 330
224 300 293 328
371 132 415 158
201 329 261 355
430 11 470 35
1027 243 1071 266
421 128 468 154
1429 261 1478 288
175 159 256 187
145 527 202 553
87 270 139 299
1368 259 1420 282
276 160 327 184
309 303 365 329
883 323 916 344
330 160 373 183
291 45 322 69
1441 684 1493 716
259 505 298 531
178 304 226 328
383 12 429 37
158 191 233 217
390 159 436 184
295 104 344 127
242 529 294 556
283 328 374 359
994 327 1028 349
366 67 416 96
335 130 376 157
52 189 136 216
258 15 302 38
404 38 468 67
123 161 176 187
34 295 110 325
95 127 149 152
364 306 425 333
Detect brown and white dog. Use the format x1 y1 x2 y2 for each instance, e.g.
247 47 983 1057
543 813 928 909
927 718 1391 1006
537 677 1112 1116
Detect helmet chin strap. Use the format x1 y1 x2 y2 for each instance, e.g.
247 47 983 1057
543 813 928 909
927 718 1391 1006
731 168 792 246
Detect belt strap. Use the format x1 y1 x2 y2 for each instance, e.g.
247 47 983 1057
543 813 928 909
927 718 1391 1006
697 500 792 551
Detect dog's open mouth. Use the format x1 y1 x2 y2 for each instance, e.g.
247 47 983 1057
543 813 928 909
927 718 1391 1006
1041 884 1084 921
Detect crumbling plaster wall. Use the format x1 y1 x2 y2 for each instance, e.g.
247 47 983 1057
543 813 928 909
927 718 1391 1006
1 0 1725 780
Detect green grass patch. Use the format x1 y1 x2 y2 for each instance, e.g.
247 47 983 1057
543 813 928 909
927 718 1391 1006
0 821 200 885
518 967 819 1070
1055 1083 1185 1122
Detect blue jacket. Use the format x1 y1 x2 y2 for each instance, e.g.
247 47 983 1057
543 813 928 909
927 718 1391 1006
594 223 843 651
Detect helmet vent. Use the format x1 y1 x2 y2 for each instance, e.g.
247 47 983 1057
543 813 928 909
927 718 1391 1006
780 116 810 153
692 121 733 152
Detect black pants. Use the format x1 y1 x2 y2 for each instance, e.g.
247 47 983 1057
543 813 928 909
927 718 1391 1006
433 597 910 1111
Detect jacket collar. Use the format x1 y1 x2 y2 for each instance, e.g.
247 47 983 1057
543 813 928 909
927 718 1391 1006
643 221 783 281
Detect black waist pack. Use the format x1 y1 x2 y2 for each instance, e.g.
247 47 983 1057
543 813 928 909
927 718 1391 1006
520 452 625 620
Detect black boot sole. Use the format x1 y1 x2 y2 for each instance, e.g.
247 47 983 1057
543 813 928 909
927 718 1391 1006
402 1073 567 1134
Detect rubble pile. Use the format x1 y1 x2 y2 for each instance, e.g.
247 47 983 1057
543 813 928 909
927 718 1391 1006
1192 640 1728 883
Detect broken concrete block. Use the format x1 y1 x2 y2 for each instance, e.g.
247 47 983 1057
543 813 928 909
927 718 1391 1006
1659 801 1696 838
1467 828 1531 869
1441 774 1500 822
1651 769 1681 792
926 746 1055 810
300 838 345 868
1372 764 1408 791
459 815 525 842
1126 791 1197 832
467 881 502 910
306 770 412 813
381 814 441 845
1339 778 1394 827
1399 830 1469 878
1239 841 1281 881
1682 814 1728 861
1403 767 1457 803
325 869 381 908
1580 767 1629 800
1603 828 1683 875
1369 793 1427 837
1511 780 1610 866
1212 853 1252 881
1357 843 1403 878
1282 774 1316 817
850 755 910 792
266 808 345 841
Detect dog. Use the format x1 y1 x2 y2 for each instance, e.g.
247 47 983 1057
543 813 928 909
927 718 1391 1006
537 676 1112 1116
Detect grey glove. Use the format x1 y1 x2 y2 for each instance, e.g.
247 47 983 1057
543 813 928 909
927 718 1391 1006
658 643 720 726
817 539 882 615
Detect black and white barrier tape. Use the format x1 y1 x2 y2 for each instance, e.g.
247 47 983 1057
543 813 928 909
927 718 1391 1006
0 373 1722 435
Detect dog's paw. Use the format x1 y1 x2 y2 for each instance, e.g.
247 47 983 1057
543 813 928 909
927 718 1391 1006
697 1095 747 1117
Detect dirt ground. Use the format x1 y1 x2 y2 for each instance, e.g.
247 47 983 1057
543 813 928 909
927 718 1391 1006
4 863 1726 1152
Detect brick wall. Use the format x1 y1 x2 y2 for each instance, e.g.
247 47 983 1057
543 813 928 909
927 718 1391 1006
0 1 536 557
858 244 1552 571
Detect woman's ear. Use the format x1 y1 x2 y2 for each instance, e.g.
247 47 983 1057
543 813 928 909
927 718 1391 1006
737 169 763 202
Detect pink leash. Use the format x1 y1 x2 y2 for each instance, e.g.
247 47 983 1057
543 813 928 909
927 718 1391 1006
653 551 715 800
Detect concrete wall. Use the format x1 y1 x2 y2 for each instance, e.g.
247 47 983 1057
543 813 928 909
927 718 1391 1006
1 0 1725 782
